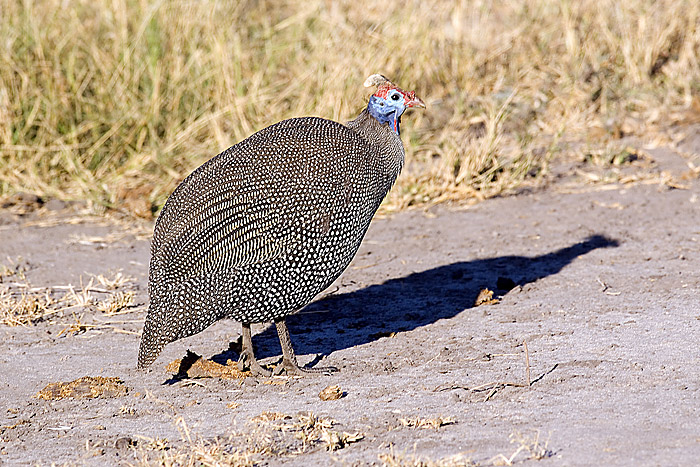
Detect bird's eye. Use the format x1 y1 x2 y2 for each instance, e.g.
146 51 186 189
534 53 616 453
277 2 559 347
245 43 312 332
391 93 400 101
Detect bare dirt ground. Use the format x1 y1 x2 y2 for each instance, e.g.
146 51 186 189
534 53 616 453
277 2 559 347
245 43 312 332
1 127 699 466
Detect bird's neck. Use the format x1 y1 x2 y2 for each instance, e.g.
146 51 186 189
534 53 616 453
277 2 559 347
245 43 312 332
346 109 405 182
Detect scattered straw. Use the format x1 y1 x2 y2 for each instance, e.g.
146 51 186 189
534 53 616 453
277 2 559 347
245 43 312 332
0 269 138 327
96 291 135 315
490 430 554 465
379 446 475 467
433 342 558 401
247 411 363 454
133 417 254 467
474 288 500 306
399 416 457 430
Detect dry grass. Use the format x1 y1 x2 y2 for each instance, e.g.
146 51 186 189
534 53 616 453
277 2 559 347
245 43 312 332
490 430 554 466
131 413 363 466
399 416 457 430
1 0 698 216
377 430 551 466
133 418 254 467
379 446 476 467
0 267 138 326
245 411 363 454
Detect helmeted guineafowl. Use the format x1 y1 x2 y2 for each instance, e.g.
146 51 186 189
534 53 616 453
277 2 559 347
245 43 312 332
138 74 425 375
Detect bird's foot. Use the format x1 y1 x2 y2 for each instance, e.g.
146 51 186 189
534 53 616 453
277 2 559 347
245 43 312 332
237 350 272 377
272 357 338 376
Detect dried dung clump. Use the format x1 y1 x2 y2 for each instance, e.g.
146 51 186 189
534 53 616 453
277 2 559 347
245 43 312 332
319 385 344 401
35 376 128 400
165 350 250 379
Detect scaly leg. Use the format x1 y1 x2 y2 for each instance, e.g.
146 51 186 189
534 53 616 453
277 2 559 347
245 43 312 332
273 319 338 375
237 322 272 376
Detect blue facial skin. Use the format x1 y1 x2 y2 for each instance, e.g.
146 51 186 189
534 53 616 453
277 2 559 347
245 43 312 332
367 89 407 136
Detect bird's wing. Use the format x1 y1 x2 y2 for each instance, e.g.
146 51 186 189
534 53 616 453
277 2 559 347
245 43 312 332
150 118 365 282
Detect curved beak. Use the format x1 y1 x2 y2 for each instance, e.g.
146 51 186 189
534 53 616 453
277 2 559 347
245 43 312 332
406 92 426 109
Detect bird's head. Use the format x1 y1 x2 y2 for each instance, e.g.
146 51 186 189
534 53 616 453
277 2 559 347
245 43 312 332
364 74 425 136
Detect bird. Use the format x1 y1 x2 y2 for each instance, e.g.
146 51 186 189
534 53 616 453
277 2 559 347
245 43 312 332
137 73 425 375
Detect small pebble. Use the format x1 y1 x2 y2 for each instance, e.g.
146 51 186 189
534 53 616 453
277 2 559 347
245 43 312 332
114 437 134 450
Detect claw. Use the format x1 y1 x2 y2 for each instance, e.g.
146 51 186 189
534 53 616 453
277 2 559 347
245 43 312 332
272 357 338 376
237 348 272 377
274 319 337 376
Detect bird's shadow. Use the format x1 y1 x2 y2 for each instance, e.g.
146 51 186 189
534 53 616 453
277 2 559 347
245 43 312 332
211 234 618 365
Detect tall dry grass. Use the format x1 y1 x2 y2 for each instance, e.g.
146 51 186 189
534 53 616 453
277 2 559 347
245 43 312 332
1 0 698 216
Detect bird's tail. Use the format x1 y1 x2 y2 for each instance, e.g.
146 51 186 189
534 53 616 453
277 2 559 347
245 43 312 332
137 304 167 369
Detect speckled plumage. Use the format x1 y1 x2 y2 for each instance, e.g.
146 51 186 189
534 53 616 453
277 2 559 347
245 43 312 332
138 75 424 371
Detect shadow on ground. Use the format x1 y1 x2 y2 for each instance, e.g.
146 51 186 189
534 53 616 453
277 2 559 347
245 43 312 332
213 234 618 365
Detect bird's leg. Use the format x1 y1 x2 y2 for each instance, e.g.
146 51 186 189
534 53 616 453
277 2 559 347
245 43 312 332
273 319 338 375
237 322 271 376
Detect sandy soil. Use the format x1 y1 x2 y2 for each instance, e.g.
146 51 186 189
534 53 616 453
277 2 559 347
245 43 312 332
1 128 699 466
